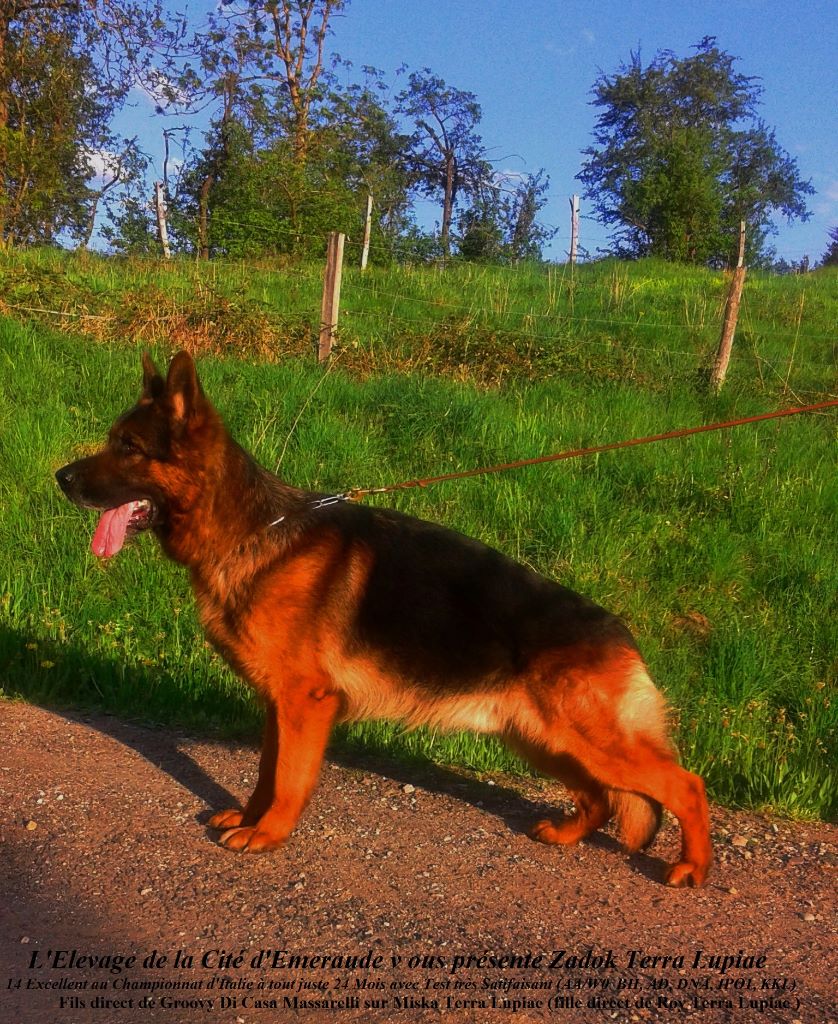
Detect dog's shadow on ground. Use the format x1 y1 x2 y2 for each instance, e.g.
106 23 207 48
2 618 667 886
43 703 668 885
329 744 671 884
53 706 242 814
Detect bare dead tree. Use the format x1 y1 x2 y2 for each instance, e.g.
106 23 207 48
264 0 345 165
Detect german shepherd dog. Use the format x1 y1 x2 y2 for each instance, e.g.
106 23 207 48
56 352 712 887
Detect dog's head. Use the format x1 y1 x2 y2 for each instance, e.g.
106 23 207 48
56 351 215 558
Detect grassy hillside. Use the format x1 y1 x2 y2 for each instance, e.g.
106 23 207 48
2 246 836 394
1 250 836 819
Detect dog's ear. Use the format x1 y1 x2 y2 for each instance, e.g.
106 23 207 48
141 351 165 400
165 350 205 424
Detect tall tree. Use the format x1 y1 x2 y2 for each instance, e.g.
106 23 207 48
175 79 411 263
195 74 239 260
78 142 148 252
456 171 505 262
396 70 487 256
199 0 345 167
578 38 813 265
172 0 352 257
506 170 556 261
265 0 346 164
325 71 414 246
0 0 182 247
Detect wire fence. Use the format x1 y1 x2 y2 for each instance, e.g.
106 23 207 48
1 233 835 401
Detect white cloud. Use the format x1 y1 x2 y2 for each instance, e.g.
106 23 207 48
545 28 595 58
544 41 575 57
86 149 121 182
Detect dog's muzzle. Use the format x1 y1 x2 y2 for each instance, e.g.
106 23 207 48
55 463 77 497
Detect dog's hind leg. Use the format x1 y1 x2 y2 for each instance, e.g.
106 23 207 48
573 658 712 887
530 765 612 845
519 653 712 886
520 730 710 886
505 739 612 845
577 742 712 888
217 681 340 853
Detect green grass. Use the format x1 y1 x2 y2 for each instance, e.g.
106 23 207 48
1 250 836 819
2 246 836 395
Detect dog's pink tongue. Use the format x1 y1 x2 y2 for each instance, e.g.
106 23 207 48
91 503 134 558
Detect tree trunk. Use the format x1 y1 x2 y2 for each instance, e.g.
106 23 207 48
196 73 235 260
269 0 338 169
77 196 99 251
293 121 308 165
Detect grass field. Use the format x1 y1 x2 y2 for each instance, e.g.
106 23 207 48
1 249 836 819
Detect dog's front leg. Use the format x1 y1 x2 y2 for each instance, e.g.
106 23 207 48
208 703 279 833
213 680 339 853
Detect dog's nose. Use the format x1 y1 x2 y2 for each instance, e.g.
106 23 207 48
55 464 75 493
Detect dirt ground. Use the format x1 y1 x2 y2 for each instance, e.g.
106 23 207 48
1 701 835 1024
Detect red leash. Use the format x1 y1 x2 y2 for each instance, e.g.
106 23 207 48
344 398 838 501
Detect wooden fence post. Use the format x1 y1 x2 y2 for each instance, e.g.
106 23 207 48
360 194 373 270
709 220 747 393
154 181 171 260
319 231 344 363
569 194 580 265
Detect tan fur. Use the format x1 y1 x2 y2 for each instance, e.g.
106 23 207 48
617 661 672 746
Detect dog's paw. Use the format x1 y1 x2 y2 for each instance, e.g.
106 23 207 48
218 825 285 853
208 809 245 831
664 861 708 888
529 818 579 846
524 811 585 843
529 818 559 844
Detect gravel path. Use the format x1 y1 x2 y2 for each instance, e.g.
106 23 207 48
1 702 835 1024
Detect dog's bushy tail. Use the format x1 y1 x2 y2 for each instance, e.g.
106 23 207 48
609 790 663 852
605 657 669 851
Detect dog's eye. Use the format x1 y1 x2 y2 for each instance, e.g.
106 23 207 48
120 435 142 455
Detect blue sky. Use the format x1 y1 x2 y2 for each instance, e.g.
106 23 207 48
128 0 838 263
